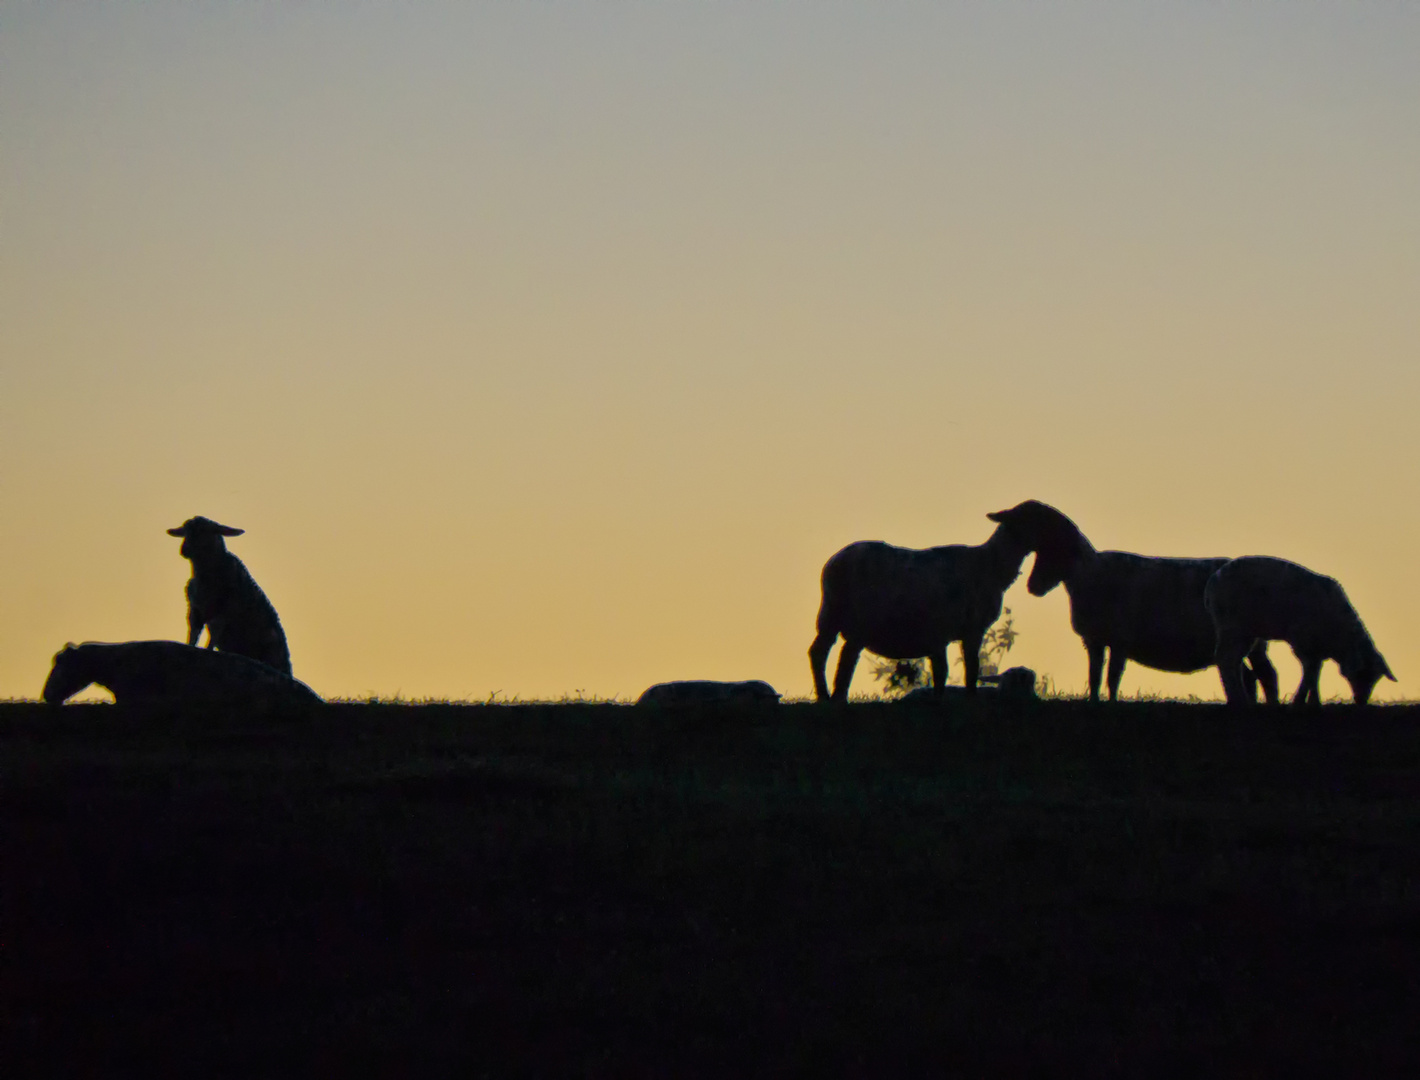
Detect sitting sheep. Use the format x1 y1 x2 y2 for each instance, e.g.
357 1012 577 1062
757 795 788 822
637 680 781 707
43 640 322 710
169 516 292 676
1204 556 1396 706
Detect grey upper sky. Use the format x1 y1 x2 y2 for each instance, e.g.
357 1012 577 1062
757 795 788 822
2 2 1417 699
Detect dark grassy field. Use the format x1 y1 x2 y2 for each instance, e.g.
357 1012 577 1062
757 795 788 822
4 698 1420 1076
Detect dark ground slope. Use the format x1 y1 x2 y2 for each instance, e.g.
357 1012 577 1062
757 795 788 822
3 698 1420 1076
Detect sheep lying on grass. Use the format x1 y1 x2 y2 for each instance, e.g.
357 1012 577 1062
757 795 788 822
985 500 1278 703
899 666 1039 702
809 519 1032 702
169 516 292 676
637 680 781 707
42 640 323 710
981 666 1039 699
1205 556 1396 706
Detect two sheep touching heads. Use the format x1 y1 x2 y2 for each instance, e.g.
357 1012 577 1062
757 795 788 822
810 499 1400 707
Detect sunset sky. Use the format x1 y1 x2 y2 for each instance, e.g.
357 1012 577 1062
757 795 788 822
2 2 1417 702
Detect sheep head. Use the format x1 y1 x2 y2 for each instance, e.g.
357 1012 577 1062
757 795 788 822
168 516 244 560
42 643 89 705
1340 637 1397 705
987 500 1090 596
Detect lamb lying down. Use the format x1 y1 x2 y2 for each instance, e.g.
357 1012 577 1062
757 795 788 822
637 680 781 707
900 666 1038 702
43 640 323 710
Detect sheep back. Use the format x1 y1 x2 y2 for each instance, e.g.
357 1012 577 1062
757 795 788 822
816 539 1017 659
43 640 322 711
636 680 781 707
1205 556 1392 683
186 552 292 674
1068 552 1232 674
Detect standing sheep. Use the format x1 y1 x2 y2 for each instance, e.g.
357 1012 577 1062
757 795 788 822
169 516 292 676
986 500 1278 703
1205 555 1395 706
808 519 1032 702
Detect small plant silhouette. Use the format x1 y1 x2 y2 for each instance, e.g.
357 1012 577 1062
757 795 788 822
869 608 1018 698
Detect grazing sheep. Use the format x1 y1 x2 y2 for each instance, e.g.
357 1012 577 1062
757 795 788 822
808 520 1033 702
169 516 292 676
986 500 1278 703
1205 556 1396 706
637 680 781 707
43 640 322 710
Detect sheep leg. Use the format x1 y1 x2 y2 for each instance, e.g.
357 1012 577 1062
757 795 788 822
831 639 863 702
1086 642 1106 702
1106 648 1128 702
809 630 838 703
1293 656 1324 707
1214 632 1253 705
1246 643 1279 705
960 632 984 693
1240 662 1259 703
184 582 207 647
929 648 949 696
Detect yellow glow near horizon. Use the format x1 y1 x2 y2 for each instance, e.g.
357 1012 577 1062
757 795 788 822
2 3 1417 702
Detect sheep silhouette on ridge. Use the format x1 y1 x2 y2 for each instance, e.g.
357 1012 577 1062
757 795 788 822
809 517 1033 702
169 516 292 676
43 640 320 710
1205 555 1395 706
986 500 1278 703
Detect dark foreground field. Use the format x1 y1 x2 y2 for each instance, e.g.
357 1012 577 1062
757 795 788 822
4 699 1420 1076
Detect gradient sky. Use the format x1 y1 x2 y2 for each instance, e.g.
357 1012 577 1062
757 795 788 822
3 2 1417 702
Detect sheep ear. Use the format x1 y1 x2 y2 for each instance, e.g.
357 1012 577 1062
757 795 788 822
167 527 186 536
1382 655 1397 682
986 509 1008 523
216 524 245 537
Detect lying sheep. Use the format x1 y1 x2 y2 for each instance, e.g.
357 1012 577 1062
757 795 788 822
43 640 322 710
899 666 1038 702
985 500 1278 703
809 519 1032 702
169 516 292 676
1205 556 1396 706
981 666 1039 699
637 680 781 707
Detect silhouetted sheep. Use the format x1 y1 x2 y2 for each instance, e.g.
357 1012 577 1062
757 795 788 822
169 516 292 675
981 666 1039 699
1205 555 1396 706
43 640 322 710
986 500 1278 703
900 666 1038 702
637 680 780 707
809 520 1032 702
